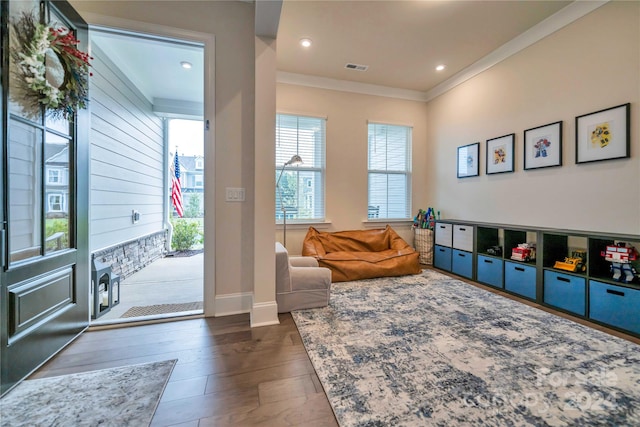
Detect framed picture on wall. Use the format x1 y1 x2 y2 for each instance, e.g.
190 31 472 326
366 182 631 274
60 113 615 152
524 121 562 170
486 133 515 174
457 142 479 178
576 103 630 164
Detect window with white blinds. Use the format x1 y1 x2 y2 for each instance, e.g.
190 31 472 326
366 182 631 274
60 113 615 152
275 114 325 221
367 123 412 219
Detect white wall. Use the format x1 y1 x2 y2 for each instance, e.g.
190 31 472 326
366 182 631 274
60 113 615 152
252 35 278 326
277 84 430 254
89 44 165 252
426 1 640 235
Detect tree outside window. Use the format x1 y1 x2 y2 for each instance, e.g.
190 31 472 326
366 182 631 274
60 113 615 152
275 114 325 221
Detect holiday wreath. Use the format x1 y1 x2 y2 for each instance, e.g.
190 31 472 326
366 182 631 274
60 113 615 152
10 11 92 120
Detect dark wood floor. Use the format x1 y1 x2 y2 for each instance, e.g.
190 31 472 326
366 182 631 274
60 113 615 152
32 313 339 427
31 268 639 426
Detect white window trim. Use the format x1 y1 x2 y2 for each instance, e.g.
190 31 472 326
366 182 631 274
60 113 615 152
48 169 61 184
48 194 63 212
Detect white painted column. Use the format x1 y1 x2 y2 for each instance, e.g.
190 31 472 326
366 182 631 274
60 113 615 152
251 35 279 327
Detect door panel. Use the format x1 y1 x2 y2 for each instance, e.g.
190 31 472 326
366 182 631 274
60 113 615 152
9 267 73 337
1 0 90 396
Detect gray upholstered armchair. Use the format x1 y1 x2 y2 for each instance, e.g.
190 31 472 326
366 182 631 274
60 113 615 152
275 242 331 313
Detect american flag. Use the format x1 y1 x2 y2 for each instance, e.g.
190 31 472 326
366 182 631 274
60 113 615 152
171 151 184 217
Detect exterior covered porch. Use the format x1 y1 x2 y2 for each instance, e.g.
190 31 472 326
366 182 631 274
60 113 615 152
92 252 204 324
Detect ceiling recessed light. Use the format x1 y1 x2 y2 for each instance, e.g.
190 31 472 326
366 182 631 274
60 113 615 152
180 61 192 69
300 38 312 48
436 64 446 72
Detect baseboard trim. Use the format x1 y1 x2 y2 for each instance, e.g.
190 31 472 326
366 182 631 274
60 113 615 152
214 292 253 316
250 301 280 327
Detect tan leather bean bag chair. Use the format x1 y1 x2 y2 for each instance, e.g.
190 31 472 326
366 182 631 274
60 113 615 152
301 225 421 282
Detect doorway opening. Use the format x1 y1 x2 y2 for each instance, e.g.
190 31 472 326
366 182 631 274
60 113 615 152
86 28 205 325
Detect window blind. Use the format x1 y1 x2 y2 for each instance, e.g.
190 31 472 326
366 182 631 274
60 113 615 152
367 123 412 219
275 114 325 221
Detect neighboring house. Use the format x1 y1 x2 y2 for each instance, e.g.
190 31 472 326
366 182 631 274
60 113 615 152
44 144 69 219
177 154 204 217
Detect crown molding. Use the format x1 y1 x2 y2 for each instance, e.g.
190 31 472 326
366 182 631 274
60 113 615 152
277 72 429 102
278 1 609 103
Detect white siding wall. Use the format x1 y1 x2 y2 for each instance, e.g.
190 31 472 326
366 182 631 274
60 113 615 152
90 44 165 252
8 121 41 255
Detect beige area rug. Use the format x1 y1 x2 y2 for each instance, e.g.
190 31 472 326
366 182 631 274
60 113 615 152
0 360 176 426
120 301 203 318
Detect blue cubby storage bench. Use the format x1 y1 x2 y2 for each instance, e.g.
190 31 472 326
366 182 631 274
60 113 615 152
434 223 452 271
434 246 452 271
452 249 473 279
543 270 586 316
477 255 503 288
505 261 537 300
589 281 640 336
434 222 474 279
432 220 640 338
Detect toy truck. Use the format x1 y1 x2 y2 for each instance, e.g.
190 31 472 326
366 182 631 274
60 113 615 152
511 243 536 262
486 245 502 256
601 243 640 283
553 250 587 273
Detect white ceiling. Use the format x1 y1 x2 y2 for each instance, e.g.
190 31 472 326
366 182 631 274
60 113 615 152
276 0 571 93
90 1 586 107
91 30 204 106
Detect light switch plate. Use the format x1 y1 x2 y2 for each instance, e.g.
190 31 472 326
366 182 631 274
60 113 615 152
225 187 245 202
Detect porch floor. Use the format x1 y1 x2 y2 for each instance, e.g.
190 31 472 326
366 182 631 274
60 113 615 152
91 253 204 325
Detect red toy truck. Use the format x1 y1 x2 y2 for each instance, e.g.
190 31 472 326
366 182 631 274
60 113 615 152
511 243 536 262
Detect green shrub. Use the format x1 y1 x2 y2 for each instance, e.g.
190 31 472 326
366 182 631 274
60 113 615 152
171 219 202 251
45 219 69 250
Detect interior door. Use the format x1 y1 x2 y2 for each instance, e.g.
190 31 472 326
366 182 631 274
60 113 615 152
1 0 90 396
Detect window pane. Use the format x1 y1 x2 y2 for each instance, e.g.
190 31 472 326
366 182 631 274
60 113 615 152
367 123 411 219
44 132 71 254
9 120 43 262
275 114 325 220
8 0 43 121
45 116 71 136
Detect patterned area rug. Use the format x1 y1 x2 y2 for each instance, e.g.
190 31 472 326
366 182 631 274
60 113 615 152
292 270 640 426
121 301 203 318
0 360 176 426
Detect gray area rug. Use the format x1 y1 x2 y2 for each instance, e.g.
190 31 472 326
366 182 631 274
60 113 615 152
121 301 203 318
0 359 176 426
292 270 640 426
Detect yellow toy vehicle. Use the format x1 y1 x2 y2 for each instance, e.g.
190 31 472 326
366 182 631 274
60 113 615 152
553 251 586 272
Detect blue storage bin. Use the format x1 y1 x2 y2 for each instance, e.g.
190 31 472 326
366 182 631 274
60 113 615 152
504 261 536 300
434 245 452 271
589 280 640 335
477 255 503 288
452 249 473 279
543 270 586 315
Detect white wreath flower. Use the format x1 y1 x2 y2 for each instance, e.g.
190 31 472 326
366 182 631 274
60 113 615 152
10 11 91 120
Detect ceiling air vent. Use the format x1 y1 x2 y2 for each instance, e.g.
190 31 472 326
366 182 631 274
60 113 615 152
344 63 368 72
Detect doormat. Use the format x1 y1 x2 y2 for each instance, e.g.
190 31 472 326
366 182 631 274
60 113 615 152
120 301 203 318
0 360 176 426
